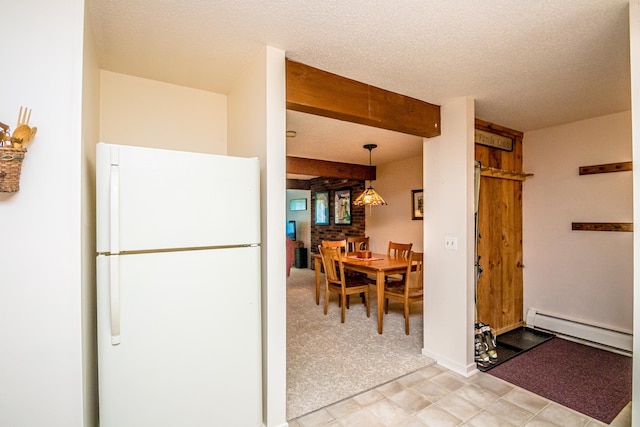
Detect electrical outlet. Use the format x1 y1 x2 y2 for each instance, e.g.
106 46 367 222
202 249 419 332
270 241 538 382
444 235 458 250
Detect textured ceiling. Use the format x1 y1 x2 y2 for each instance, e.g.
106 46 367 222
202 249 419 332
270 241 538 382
88 0 631 167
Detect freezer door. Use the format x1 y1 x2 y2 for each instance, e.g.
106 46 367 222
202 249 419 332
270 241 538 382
96 142 260 253
96 247 262 426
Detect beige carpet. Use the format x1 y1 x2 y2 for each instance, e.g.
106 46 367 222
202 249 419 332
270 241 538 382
286 267 435 420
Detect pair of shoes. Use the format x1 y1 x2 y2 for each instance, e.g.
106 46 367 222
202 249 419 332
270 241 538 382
479 323 498 361
475 325 490 366
475 322 498 366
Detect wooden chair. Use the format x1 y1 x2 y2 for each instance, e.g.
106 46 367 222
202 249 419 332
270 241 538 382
319 239 354 304
387 241 413 283
384 251 424 334
318 245 370 323
346 236 369 253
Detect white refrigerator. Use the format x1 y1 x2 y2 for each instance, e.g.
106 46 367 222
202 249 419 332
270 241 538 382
96 142 262 426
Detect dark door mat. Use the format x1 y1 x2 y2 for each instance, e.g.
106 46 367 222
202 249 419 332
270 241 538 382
477 326 554 372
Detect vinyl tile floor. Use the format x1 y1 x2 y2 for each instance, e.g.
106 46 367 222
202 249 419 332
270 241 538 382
287 364 632 427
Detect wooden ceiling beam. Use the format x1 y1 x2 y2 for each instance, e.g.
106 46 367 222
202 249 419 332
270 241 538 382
287 156 376 181
286 59 441 139
286 179 311 190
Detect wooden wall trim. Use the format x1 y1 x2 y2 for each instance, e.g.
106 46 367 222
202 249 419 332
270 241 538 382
571 222 633 232
286 59 441 138
579 161 632 175
287 156 375 180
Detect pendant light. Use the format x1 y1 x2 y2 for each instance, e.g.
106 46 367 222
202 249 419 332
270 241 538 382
353 144 387 206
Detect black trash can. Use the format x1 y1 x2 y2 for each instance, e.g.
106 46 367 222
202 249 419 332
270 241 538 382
294 247 308 268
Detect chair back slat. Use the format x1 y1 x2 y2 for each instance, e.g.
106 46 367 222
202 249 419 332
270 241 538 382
388 241 412 260
322 239 347 252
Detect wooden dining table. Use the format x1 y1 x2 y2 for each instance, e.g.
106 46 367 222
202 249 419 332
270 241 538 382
313 252 411 334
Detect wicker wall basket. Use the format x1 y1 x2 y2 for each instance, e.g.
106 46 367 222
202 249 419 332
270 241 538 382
0 147 27 192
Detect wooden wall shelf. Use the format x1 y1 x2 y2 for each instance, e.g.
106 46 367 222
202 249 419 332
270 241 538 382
571 222 633 232
578 161 632 175
480 166 533 181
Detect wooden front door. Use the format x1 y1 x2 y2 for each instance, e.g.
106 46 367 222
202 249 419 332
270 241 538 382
475 119 527 334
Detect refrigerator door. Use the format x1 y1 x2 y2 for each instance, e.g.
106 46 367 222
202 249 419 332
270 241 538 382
97 246 262 427
96 142 260 253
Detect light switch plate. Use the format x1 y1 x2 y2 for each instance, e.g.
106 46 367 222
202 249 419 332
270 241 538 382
445 235 458 250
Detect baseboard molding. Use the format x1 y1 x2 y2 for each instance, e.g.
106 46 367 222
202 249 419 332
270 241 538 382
526 308 633 355
422 348 477 377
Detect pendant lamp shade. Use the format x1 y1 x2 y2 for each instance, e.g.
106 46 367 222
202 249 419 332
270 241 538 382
353 187 387 206
353 144 387 206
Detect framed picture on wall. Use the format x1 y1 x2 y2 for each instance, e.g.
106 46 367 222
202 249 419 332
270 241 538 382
315 191 330 225
290 198 307 211
334 189 352 225
412 189 424 220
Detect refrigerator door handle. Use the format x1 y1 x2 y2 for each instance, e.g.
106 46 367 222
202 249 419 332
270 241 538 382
109 153 120 254
109 154 122 345
110 256 121 345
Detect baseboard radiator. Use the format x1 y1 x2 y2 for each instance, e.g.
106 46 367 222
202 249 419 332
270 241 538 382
526 308 633 354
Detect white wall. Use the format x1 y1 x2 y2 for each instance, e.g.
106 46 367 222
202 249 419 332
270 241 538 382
366 156 423 253
228 46 288 427
523 112 633 333
81 4 101 425
422 97 476 376
99 71 227 153
0 1 86 425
